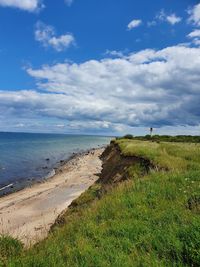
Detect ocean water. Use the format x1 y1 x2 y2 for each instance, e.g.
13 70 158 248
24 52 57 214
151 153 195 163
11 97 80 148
0 132 111 196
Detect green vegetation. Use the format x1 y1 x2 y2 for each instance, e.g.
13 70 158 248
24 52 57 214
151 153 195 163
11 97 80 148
116 139 200 171
0 236 23 266
120 134 200 143
1 139 200 266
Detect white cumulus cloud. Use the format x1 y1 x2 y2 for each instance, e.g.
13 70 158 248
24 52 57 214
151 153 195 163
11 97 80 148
24 45 200 129
188 29 200 38
187 29 200 46
157 10 182 25
188 3 200 26
166 14 182 25
1 45 200 134
35 21 75 52
0 0 44 12
127 19 142 30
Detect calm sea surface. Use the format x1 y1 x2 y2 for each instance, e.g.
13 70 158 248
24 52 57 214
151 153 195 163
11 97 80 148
0 132 111 195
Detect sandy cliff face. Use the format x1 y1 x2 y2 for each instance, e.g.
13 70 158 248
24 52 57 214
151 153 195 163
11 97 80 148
98 142 152 187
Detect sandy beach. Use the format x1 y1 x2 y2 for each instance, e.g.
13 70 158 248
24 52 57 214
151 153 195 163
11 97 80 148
0 148 104 246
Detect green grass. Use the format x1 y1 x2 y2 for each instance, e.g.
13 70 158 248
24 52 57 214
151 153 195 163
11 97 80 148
1 140 200 267
0 236 23 266
116 139 200 171
121 134 200 143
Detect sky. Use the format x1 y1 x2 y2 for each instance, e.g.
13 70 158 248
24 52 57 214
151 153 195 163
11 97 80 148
0 0 200 136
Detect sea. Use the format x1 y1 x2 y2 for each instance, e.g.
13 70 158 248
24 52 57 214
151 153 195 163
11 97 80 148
0 132 111 196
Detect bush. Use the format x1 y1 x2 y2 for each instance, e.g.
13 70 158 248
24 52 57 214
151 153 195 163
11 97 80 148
123 134 134 139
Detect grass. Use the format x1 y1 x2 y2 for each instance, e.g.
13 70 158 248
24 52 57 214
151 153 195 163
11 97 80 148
116 139 200 171
0 236 23 266
1 139 200 266
121 134 200 143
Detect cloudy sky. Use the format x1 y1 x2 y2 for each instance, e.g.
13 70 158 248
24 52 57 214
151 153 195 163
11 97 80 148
0 0 200 135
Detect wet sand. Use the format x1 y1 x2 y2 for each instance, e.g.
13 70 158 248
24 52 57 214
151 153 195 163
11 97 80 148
0 148 104 246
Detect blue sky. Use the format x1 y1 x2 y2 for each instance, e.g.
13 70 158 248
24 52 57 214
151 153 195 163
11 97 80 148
0 0 200 135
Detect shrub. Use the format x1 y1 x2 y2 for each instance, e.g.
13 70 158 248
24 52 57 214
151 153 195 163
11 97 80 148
123 134 134 139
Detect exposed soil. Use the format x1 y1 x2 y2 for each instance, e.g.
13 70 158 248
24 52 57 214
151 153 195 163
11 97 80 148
98 142 153 186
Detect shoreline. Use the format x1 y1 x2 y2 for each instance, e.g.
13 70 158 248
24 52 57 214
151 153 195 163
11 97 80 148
0 145 105 198
0 147 105 247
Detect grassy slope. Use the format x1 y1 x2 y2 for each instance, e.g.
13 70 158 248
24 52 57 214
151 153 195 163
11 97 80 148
1 140 200 267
